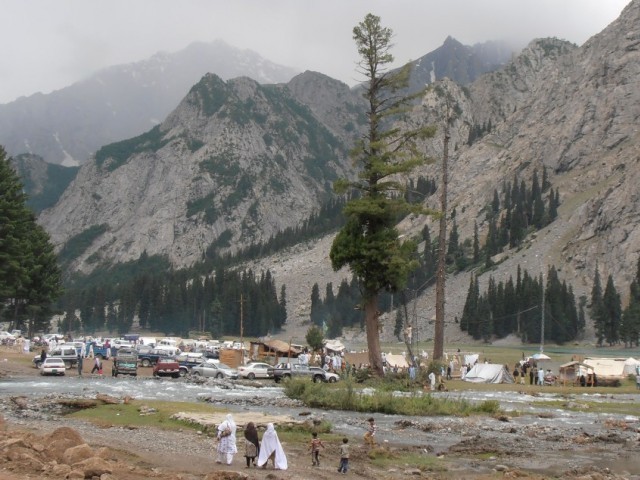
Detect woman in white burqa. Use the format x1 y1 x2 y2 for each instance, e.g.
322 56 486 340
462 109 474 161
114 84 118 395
257 423 287 470
216 414 238 464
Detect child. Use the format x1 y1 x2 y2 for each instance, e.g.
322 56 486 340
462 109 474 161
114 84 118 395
337 437 349 474
363 417 376 447
310 432 324 466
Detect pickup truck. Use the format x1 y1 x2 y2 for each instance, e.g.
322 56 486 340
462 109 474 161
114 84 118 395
138 348 177 367
112 349 138 377
268 363 339 383
153 359 181 378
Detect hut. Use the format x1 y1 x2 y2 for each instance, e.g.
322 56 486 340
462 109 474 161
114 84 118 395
248 339 302 363
558 361 595 386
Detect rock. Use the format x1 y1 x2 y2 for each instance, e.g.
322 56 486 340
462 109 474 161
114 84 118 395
66 469 85 479
51 463 72 476
44 427 85 463
63 443 94 465
71 456 113 478
96 394 120 405
495 464 509 471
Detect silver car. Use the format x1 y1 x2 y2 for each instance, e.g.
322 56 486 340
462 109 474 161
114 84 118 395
190 361 238 379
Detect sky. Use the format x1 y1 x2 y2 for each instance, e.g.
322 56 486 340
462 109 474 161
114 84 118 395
0 0 632 104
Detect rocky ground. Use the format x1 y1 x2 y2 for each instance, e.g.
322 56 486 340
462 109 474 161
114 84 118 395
1 347 639 480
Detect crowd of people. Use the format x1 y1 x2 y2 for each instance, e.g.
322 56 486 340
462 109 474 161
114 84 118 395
212 414 377 473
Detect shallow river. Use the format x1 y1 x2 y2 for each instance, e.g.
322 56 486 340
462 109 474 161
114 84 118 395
1 374 638 445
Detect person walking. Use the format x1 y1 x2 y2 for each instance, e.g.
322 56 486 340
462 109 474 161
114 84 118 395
257 423 287 470
243 421 259 468
363 417 377 447
216 414 238 465
310 432 324 466
91 356 101 374
77 353 83 376
337 437 349 474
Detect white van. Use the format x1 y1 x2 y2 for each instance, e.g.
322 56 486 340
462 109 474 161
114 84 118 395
154 345 181 356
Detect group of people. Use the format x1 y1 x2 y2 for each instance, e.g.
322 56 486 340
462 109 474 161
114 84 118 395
214 414 377 473
215 415 287 470
513 362 556 386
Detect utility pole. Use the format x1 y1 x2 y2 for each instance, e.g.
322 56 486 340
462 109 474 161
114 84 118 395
239 293 245 364
433 99 451 361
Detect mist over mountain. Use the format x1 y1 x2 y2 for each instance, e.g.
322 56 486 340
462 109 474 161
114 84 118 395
0 40 299 166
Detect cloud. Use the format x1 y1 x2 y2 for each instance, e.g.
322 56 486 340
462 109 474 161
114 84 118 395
0 0 631 104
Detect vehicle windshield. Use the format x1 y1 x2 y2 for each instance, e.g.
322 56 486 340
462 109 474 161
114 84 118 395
218 363 231 370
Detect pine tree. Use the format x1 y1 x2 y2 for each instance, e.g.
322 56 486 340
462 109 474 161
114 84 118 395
330 13 437 376
620 257 640 347
591 264 606 346
472 221 480 264
0 146 63 335
602 275 621 346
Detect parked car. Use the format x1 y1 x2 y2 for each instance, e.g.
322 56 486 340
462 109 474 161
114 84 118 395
237 362 273 379
0 331 16 341
190 361 238 379
309 366 340 383
112 349 138 377
40 358 66 376
33 346 78 369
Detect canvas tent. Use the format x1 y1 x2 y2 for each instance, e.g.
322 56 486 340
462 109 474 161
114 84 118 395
463 363 515 384
583 357 630 378
558 361 594 385
384 353 409 369
623 357 640 375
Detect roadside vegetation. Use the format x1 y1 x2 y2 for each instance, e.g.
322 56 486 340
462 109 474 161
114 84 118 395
283 377 501 416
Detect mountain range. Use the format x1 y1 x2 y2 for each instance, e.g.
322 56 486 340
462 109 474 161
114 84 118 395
8 1 640 341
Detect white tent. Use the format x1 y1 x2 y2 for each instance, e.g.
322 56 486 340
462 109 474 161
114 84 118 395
384 353 409 369
583 357 630 378
622 357 640 375
463 363 515 384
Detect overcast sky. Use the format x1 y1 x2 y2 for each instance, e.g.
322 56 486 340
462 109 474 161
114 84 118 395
0 0 632 104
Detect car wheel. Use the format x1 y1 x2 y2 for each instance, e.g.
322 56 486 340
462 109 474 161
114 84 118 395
216 372 223 379
64 361 72 369
141 359 151 367
247 373 255 380
313 375 323 383
283 374 291 381
274 377 281 383
179 369 187 377
192 371 201 377
329 377 337 383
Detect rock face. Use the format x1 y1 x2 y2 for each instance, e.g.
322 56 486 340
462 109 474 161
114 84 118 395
38 73 360 273
0 40 299 166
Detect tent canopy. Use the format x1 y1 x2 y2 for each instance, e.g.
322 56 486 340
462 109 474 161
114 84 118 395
463 363 515 384
384 353 409 369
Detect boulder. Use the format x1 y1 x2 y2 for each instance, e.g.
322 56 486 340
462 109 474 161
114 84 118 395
63 443 94 465
44 427 85 463
71 456 113 478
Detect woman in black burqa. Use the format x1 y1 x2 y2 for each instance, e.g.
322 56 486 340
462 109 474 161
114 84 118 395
244 422 260 467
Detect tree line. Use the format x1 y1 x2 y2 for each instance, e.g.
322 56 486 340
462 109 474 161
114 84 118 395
460 265 583 343
58 263 286 337
591 259 640 347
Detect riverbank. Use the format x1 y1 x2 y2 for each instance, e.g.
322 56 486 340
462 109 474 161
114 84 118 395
1 346 639 479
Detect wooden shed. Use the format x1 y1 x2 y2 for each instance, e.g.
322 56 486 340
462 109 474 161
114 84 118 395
249 339 301 363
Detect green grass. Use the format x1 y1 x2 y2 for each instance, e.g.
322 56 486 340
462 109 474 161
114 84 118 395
367 447 447 472
283 378 501 416
67 399 222 431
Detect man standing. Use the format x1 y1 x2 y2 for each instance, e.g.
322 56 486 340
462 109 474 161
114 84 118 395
91 356 101 374
428 371 436 391
77 353 83 376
